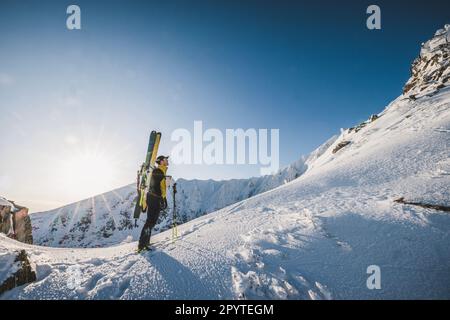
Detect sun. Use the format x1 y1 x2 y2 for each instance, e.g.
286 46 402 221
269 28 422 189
47 129 129 205
61 151 118 198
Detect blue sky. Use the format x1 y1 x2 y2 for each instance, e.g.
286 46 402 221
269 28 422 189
1 0 449 211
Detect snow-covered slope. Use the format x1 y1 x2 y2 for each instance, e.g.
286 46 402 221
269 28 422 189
30 137 337 248
1 27 450 300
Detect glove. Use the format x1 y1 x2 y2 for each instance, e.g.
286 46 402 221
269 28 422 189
160 197 168 210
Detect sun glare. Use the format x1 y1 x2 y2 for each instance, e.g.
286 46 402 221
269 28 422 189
61 151 117 198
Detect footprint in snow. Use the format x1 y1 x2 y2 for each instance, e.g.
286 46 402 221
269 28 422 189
434 128 450 133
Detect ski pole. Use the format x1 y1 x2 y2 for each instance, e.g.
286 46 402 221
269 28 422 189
172 182 178 242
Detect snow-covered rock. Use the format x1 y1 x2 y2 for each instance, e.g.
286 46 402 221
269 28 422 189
0 197 15 210
0 249 36 295
0 199 33 244
403 24 450 97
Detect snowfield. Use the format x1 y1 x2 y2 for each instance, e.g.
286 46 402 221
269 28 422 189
1 27 450 300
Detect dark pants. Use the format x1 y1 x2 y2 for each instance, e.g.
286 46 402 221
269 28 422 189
138 193 161 249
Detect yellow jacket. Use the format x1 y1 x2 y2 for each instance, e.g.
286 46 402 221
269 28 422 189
158 164 168 199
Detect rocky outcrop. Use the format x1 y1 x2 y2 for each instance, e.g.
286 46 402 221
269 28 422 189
348 114 379 133
403 25 450 98
394 197 450 212
0 198 33 244
332 141 351 154
0 250 37 296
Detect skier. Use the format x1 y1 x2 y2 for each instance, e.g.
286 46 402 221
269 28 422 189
137 155 169 252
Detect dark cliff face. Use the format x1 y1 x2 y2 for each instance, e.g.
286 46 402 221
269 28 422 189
0 201 33 245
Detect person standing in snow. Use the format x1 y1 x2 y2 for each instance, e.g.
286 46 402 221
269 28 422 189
138 155 169 252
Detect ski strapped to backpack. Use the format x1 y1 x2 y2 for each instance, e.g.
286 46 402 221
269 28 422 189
133 130 162 225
